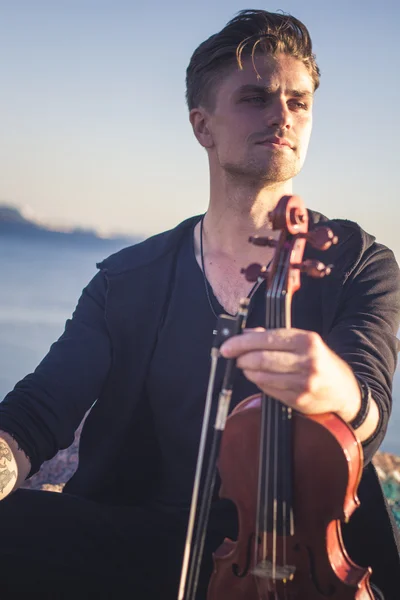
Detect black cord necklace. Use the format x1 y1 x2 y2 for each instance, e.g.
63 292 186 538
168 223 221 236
199 214 266 320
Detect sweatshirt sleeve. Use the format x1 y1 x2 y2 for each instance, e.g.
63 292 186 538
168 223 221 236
0 270 112 476
326 243 400 463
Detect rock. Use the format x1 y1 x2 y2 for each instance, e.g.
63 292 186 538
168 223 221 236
373 451 400 478
372 452 400 528
21 421 82 492
373 465 387 481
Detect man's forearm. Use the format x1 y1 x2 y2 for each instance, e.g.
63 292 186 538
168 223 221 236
0 431 31 500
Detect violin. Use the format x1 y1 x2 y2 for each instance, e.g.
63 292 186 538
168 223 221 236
179 195 373 599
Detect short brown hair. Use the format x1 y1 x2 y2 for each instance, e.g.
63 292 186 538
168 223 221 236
186 9 320 111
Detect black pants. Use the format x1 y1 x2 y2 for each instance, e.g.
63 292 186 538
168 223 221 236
0 489 387 599
0 489 212 599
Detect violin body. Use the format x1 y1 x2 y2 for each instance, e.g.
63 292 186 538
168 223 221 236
208 394 373 599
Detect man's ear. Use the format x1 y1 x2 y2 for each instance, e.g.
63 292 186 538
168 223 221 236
189 108 214 149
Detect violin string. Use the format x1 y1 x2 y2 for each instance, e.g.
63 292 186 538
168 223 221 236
256 292 271 566
272 248 286 582
256 340 265 560
281 249 295 596
259 249 282 571
255 390 266 567
277 255 285 584
266 402 272 560
282 398 288 587
273 395 279 583
274 247 289 586
261 271 276 562
279 259 289 593
281 251 292 588
271 264 278 581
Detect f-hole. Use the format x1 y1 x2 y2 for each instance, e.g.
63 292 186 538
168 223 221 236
232 534 257 578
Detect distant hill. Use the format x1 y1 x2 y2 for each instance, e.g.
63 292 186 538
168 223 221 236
0 205 139 248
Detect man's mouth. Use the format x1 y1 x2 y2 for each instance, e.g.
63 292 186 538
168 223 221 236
257 136 293 149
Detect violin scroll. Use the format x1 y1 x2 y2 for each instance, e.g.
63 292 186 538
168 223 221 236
245 197 338 294
267 195 308 234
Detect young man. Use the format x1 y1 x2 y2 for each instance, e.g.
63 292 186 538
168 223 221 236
0 9 399 600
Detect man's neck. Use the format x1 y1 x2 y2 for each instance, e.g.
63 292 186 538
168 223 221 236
201 177 292 260
192 178 293 315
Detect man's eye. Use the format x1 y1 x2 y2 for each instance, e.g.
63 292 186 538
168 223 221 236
289 100 309 110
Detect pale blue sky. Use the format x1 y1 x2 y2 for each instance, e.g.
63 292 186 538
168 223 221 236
1 0 399 257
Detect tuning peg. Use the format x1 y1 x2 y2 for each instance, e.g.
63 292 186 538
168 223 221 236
297 227 338 251
248 236 278 247
293 259 333 278
241 263 269 282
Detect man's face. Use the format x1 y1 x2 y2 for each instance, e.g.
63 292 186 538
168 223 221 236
202 53 314 183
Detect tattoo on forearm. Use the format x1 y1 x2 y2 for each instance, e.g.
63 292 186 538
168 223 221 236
0 467 17 493
0 440 17 493
0 440 13 467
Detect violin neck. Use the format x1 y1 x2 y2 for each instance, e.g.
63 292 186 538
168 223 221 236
265 287 292 331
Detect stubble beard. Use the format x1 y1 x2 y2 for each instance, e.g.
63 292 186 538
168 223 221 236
223 152 300 187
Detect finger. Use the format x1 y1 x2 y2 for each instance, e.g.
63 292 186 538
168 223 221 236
221 328 314 358
236 350 309 373
243 369 307 393
242 370 321 413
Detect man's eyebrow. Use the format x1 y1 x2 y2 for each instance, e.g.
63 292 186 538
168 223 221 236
287 88 314 98
236 84 268 94
236 84 313 97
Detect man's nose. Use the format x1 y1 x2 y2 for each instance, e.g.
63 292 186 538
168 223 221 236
265 99 292 130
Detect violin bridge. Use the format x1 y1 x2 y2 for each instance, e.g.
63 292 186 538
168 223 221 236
251 560 296 583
